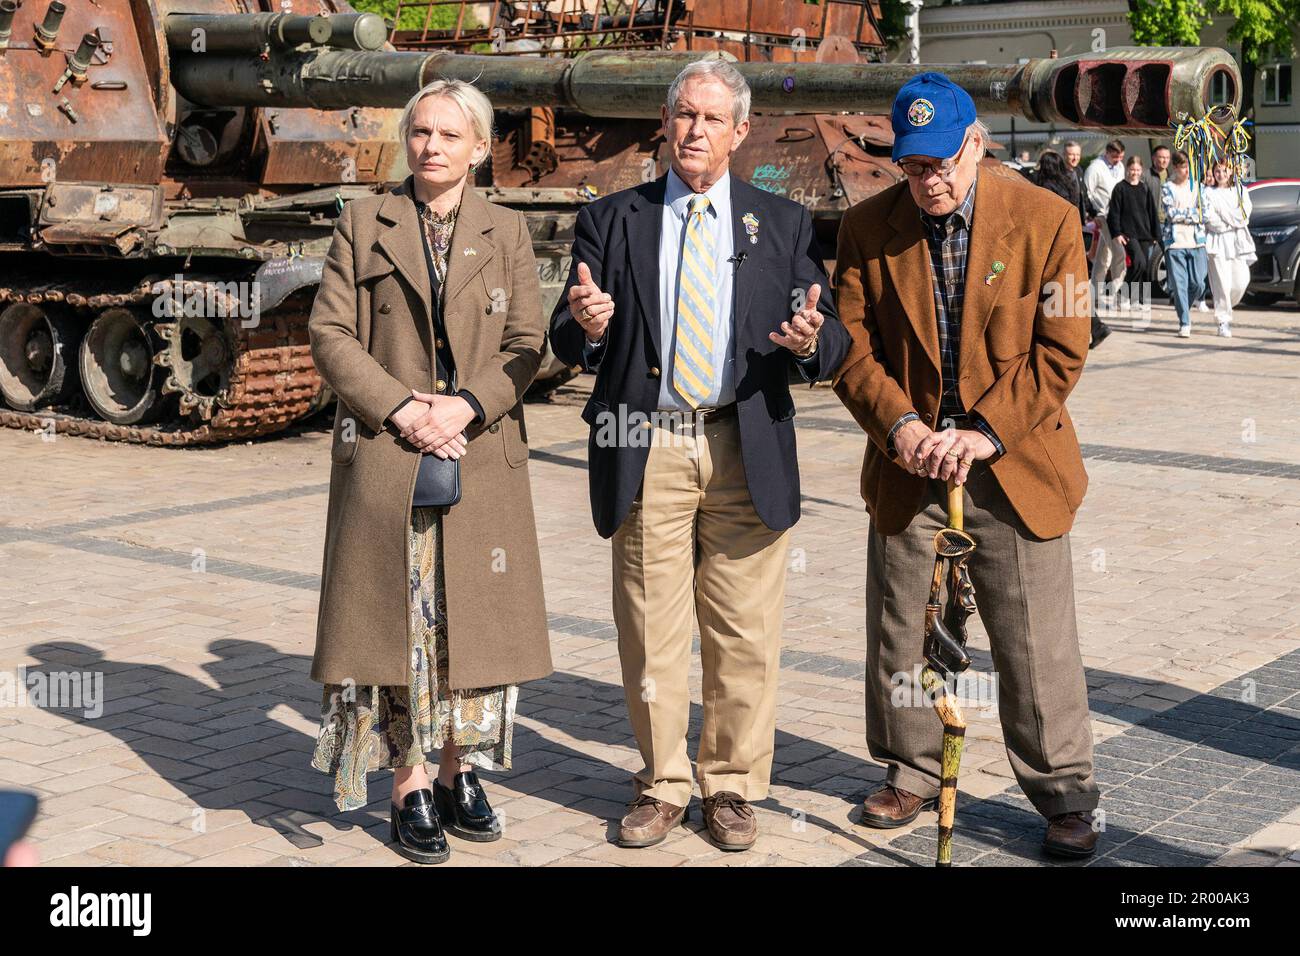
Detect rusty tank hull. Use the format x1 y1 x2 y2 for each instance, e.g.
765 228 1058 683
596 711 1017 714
0 2 405 444
0 0 1242 444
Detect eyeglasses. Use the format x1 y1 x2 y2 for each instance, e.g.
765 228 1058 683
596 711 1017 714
897 134 971 181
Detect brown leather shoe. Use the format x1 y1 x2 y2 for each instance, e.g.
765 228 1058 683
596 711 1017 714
702 791 757 851
859 785 937 829
1043 811 1100 858
617 794 687 848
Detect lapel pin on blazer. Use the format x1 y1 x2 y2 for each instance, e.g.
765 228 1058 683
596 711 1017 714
742 212 760 245
984 259 1005 285
463 246 477 256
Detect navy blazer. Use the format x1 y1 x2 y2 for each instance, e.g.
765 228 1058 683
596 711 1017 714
550 173 850 539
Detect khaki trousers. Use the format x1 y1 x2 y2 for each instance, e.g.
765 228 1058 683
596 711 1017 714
611 413 789 807
864 467 1099 819
1090 218 1127 297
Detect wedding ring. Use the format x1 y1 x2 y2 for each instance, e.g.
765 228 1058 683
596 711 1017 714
945 451 960 459
960 457 974 467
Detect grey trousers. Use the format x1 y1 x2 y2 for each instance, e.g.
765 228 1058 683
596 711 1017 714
864 467 1100 819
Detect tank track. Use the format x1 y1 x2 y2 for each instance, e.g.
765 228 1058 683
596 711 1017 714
0 278 325 446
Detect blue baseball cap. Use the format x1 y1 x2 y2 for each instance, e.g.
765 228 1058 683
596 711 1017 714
891 72 977 162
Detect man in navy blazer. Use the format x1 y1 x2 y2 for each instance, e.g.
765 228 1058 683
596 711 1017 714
550 58 849 852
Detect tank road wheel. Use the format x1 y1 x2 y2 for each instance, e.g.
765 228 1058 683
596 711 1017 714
154 313 233 420
0 303 83 411
79 307 166 424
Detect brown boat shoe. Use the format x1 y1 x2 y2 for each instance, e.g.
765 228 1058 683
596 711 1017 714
702 791 758 851
617 794 688 848
1043 811 1100 858
859 785 938 829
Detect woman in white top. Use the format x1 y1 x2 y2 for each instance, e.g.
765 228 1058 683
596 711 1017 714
1203 161 1257 337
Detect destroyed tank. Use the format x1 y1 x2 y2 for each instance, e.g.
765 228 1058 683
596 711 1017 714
0 0 1241 444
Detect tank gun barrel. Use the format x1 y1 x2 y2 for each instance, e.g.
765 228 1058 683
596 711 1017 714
164 12 388 54
169 40 1241 132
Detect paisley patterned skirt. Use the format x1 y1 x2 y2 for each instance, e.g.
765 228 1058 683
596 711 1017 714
311 505 517 812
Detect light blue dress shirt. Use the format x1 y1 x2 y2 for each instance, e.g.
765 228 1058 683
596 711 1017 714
657 167 736 410
581 169 819 397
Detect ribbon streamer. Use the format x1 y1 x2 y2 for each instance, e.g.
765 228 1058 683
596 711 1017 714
1171 105 1253 212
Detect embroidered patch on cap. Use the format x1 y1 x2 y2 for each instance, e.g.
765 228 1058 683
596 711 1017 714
907 98 935 127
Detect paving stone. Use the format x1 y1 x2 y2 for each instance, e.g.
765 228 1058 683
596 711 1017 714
4 306 1300 866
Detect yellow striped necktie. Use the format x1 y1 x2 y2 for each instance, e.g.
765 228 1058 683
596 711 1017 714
673 193 717 408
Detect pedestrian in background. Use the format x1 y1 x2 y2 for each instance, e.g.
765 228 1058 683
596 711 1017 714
1064 141 1093 246
1107 155 1160 296
1144 145 1171 227
1035 150 1087 230
1084 139 1126 303
1161 151 1208 338
1083 139 1125 345
1203 160 1256 338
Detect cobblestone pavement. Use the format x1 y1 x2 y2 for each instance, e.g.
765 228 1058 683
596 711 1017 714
2 301 1299 867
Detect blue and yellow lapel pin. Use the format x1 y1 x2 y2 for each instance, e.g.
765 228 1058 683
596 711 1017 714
742 212 760 245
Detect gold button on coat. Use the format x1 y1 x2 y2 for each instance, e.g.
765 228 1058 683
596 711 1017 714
488 422 500 433
435 379 447 392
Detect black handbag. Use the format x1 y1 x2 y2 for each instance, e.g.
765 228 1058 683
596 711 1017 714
409 220 461 509
410 368 462 509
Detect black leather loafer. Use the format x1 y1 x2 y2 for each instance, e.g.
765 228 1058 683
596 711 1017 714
389 788 450 864
433 770 502 842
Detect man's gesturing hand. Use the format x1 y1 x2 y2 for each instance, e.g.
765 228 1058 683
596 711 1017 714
568 261 614 344
770 283 824 357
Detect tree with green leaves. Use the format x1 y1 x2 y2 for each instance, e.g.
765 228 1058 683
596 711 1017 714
876 0 913 50
1128 0 1299 151
347 0 466 33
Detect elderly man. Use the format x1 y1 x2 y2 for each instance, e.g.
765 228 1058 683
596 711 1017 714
550 59 849 851
833 72 1101 858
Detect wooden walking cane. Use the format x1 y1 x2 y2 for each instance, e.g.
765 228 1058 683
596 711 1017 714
919 479 975 867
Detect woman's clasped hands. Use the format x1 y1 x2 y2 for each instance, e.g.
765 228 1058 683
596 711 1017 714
392 390 476 460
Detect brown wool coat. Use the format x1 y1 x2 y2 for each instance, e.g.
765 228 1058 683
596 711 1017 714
832 166 1091 540
308 180 553 689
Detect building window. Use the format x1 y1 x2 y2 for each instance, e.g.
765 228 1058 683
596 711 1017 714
1210 69 1233 106
1261 63 1292 106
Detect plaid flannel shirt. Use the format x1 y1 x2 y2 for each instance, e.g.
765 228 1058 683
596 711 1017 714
887 175 1004 457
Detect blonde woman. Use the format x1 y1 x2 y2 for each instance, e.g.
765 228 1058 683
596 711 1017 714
1204 161 1256 338
307 80 553 864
